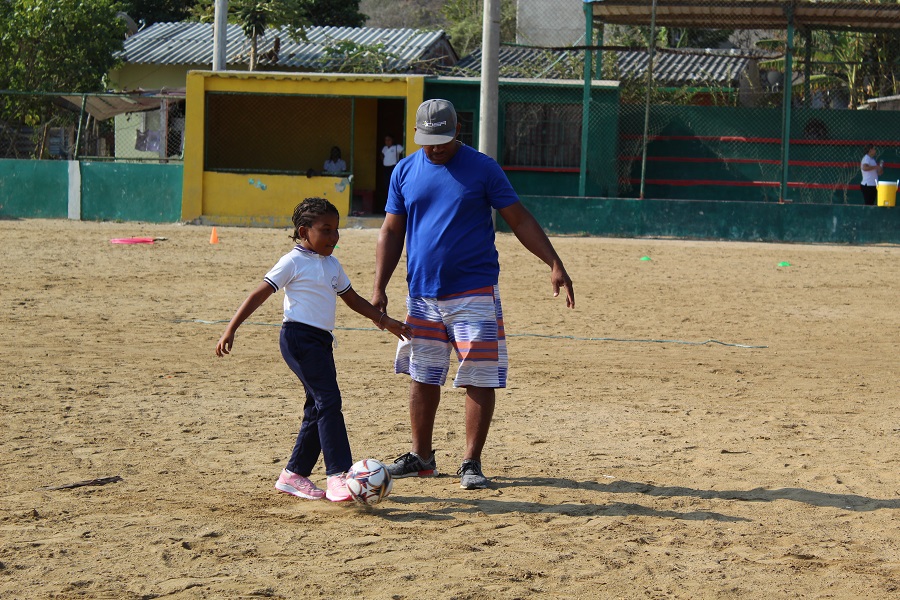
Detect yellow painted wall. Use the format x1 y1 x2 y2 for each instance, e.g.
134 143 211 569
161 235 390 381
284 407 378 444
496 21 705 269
202 171 351 226
182 72 205 221
182 71 425 225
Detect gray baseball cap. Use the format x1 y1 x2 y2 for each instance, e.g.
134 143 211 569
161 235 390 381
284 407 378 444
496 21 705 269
414 99 458 145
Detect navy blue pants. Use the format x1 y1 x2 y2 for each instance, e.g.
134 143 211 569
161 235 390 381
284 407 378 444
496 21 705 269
280 322 352 477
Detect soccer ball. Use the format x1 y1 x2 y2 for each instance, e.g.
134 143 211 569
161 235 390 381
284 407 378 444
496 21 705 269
346 458 393 505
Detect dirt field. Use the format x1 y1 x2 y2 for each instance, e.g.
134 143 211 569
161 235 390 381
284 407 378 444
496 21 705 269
1 217 898 599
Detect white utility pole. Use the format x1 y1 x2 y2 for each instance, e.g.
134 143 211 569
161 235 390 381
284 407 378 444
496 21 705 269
212 0 228 71
479 0 500 160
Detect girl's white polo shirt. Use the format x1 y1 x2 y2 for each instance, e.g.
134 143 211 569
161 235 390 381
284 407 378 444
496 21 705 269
264 245 351 332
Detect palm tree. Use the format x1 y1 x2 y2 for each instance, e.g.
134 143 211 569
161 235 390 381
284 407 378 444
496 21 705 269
235 0 309 71
757 28 900 109
192 0 310 71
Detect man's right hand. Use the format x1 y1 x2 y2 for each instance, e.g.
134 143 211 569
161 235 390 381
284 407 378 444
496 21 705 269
371 290 389 328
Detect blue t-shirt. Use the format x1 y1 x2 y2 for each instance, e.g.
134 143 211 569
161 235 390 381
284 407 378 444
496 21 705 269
386 144 520 297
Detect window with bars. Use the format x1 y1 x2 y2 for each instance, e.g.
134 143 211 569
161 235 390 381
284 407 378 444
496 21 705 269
457 111 475 147
502 102 582 168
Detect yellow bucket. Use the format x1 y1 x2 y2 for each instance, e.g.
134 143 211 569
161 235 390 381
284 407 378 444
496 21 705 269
877 181 898 207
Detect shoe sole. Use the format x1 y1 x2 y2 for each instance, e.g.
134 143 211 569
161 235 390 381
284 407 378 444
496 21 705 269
460 480 488 490
326 492 352 502
389 468 438 479
275 482 324 500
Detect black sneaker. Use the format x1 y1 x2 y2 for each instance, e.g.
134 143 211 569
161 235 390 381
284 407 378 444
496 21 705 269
457 459 489 489
386 451 438 478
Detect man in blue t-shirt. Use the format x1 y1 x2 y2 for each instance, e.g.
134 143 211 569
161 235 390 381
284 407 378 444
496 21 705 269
372 99 575 490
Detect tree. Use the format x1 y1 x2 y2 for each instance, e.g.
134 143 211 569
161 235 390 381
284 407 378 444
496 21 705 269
758 29 900 109
227 0 310 71
320 40 398 73
861 32 900 100
304 0 366 27
0 0 125 93
359 0 439 29
659 27 732 50
442 0 516 59
604 24 732 51
119 0 197 27
0 0 125 158
191 0 366 71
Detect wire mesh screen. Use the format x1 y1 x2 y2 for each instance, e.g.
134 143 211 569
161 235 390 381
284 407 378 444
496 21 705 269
204 93 353 175
451 0 900 204
598 0 900 203
0 92 76 159
0 91 186 162
503 101 582 168
4 0 900 208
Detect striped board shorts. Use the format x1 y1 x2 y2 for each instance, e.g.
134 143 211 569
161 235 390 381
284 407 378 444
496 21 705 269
395 285 508 388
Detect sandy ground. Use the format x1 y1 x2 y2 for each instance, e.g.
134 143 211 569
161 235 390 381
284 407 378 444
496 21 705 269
1 217 899 599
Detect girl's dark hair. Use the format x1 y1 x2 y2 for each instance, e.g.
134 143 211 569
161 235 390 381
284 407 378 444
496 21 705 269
291 197 339 242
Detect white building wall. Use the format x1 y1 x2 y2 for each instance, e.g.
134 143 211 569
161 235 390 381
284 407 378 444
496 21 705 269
516 0 586 48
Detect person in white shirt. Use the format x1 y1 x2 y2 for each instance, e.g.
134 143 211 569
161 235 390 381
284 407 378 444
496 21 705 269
215 198 411 502
323 146 347 174
381 134 403 183
860 144 883 206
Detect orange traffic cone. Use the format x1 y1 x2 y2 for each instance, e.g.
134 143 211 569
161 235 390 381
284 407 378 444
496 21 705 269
209 227 219 244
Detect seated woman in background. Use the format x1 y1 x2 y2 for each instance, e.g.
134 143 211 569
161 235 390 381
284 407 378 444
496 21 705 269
323 146 347 174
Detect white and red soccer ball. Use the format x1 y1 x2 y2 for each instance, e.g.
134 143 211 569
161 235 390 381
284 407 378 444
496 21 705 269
345 459 393 505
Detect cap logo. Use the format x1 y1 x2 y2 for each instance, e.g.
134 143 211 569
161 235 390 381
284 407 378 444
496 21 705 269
414 99 457 145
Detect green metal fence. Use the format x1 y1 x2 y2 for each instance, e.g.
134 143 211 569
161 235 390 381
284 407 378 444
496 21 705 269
449 0 900 205
4 0 900 212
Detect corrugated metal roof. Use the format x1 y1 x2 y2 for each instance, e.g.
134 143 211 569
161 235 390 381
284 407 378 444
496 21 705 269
453 47 583 80
454 46 761 86
118 22 455 72
590 0 900 33
615 49 751 86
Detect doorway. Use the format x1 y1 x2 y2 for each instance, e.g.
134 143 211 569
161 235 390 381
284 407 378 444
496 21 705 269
375 98 406 214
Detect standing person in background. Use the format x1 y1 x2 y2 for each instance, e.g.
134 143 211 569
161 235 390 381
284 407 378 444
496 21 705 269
380 134 404 211
860 144 883 206
372 99 575 490
381 133 403 183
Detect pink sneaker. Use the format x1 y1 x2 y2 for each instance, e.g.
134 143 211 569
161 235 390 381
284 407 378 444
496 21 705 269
326 474 352 502
275 469 325 500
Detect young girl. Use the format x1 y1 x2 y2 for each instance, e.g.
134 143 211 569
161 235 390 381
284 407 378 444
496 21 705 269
215 198 412 501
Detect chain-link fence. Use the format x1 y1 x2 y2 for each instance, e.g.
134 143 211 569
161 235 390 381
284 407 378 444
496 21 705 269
452 0 900 204
0 90 185 162
5 0 900 207
591 0 900 205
